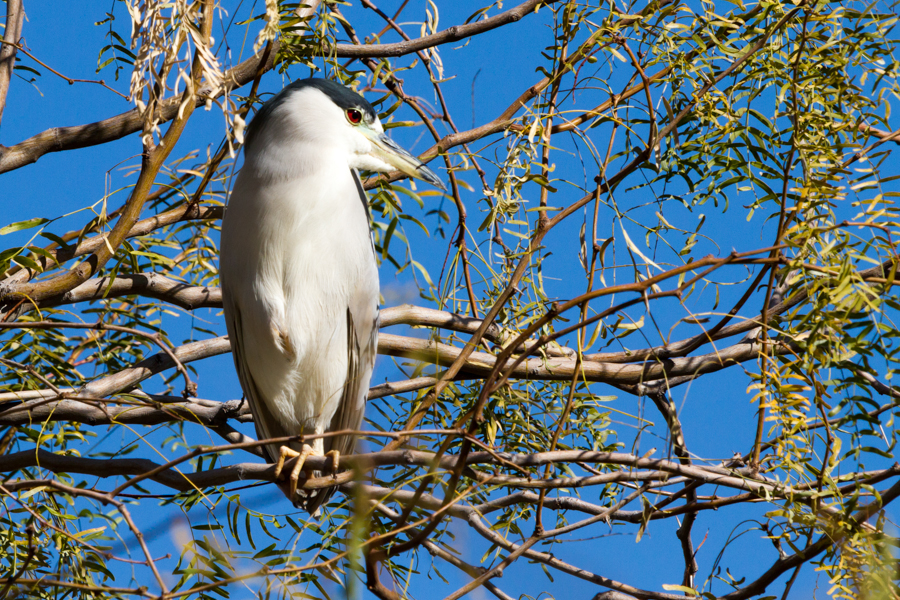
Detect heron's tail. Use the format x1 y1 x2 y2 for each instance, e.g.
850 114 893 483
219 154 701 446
294 476 337 517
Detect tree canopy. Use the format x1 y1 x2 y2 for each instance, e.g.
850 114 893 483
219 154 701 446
1 0 900 599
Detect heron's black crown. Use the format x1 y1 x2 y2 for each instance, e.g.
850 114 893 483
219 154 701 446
245 78 377 149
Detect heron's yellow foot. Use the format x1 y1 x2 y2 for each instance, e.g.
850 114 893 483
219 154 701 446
273 444 316 499
326 450 340 478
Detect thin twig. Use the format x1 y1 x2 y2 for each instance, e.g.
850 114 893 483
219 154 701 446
0 40 129 99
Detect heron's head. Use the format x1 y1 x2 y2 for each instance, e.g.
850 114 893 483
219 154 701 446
244 78 445 190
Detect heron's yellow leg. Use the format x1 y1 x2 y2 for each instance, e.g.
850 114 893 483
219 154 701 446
274 444 315 499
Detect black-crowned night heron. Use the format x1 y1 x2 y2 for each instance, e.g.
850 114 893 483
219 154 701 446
220 78 445 513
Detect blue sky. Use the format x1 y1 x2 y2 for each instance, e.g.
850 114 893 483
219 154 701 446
3 1 897 599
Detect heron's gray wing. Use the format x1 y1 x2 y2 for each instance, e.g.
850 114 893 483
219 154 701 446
226 299 298 465
325 306 379 458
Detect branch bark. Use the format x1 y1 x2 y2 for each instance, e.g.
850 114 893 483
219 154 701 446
45 272 221 311
0 395 251 428
380 332 775 385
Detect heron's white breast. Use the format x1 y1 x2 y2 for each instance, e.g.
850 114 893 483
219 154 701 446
220 147 378 433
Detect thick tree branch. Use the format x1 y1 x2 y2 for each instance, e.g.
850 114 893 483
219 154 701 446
20 255 894 378
0 326 773 405
0 41 275 174
44 272 221 311
77 336 231 399
380 332 774 384
0 395 251 428
5 447 892 502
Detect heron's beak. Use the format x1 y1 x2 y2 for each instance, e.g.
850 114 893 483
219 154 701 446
365 130 447 192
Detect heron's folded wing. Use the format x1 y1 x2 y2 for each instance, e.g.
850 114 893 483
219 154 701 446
324 306 379 459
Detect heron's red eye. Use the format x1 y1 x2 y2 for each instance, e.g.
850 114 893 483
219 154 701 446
346 109 362 124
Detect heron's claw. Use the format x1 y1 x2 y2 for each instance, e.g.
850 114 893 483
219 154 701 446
273 445 296 480
274 444 314 499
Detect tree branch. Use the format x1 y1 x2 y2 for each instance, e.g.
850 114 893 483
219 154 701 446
0 0 24 128
0 325 774 406
380 332 775 385
337 0 556 58
5 447 891 501
44 272 222 311
0 394 251 428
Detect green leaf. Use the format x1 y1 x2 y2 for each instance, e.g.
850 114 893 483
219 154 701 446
0 218 49 235
662 584 699 596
